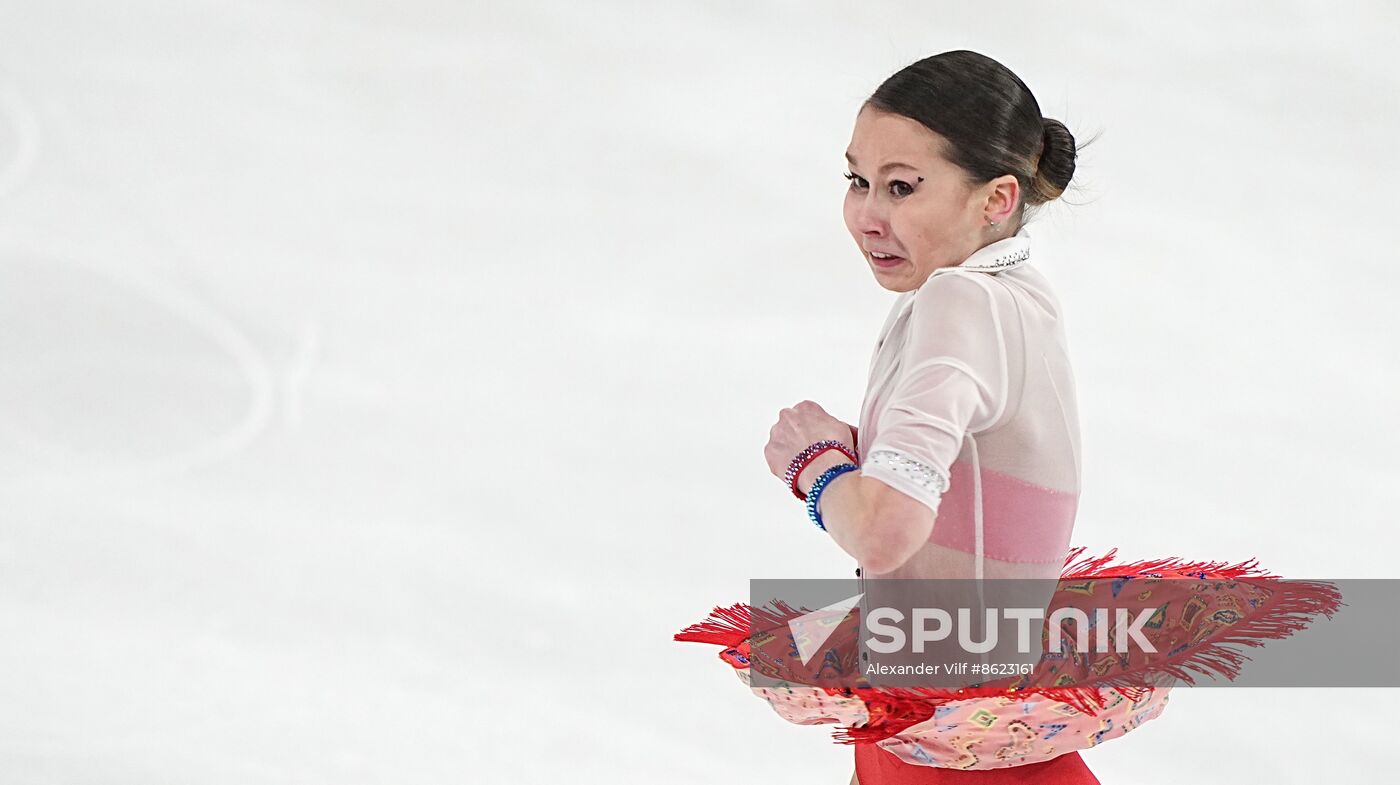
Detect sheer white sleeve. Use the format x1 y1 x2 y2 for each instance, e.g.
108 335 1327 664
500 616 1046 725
862 273 1012 517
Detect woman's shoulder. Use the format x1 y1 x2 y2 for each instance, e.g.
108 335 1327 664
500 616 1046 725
900 271 1015 356
911 267 1013 317
919 263 1063 324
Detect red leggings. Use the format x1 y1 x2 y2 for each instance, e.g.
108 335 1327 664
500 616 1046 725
854 744 1101 784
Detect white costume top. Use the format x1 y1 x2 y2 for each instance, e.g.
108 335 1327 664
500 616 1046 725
856 226 1081 585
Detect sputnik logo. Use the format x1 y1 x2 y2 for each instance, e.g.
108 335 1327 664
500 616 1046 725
789 593 864 665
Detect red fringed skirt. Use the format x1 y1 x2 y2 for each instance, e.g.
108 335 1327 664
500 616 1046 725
678 548 1342 775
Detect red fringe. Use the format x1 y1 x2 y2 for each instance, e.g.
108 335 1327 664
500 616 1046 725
672 602 752 647
1055 547 1343 690
1060 545 1277 580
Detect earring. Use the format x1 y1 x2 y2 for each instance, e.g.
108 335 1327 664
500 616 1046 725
987 220 999 228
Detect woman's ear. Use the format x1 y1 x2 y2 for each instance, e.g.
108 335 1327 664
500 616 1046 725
982 174 1020 225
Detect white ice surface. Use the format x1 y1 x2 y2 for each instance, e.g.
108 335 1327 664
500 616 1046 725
0 1 1396 783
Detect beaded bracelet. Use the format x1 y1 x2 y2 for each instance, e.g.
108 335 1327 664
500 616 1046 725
784 440 858 501
805 462 859 531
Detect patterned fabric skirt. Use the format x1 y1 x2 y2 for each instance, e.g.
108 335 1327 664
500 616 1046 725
677 548 1341 772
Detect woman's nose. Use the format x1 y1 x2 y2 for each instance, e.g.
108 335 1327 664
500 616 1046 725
851 200 884 233
851 193 887 234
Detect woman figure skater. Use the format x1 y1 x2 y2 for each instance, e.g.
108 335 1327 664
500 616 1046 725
763 50 1104 783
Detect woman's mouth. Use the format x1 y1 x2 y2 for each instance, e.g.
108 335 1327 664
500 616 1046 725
870 252 905 268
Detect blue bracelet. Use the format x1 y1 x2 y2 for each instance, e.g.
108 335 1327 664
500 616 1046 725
806 462 859 531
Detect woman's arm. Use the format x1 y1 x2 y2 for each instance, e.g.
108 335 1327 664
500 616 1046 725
806 274 1011 573
796 453 936 574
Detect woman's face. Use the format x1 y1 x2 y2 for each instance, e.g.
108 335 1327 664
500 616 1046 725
842 106 1018 292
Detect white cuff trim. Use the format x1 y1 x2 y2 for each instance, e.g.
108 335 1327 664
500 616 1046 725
863 448 949 496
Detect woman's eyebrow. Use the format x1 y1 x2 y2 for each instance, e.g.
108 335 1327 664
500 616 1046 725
844 151 919 174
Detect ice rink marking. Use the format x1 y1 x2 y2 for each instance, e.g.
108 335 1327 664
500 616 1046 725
0 241 277 488
0 82 39 201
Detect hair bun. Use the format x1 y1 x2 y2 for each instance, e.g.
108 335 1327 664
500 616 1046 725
1032 117 1077 202
864 52 1091 218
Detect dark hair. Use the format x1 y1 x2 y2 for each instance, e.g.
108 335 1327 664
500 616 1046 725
864 50 1097 228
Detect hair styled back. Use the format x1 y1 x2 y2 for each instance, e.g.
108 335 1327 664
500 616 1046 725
865 50 1094 228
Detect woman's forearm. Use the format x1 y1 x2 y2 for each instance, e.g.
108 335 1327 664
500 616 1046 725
796 451 874 565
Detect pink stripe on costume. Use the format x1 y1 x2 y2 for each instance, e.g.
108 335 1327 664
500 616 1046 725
928 460 1078 563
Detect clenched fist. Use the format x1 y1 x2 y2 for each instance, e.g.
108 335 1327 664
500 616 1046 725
764 400 858 488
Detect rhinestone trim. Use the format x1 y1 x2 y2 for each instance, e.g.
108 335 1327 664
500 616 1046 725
784 440 858 501
863 449 949 495
806 462 860 531
958 245 1029 271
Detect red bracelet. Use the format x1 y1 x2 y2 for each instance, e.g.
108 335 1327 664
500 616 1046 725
784 440 858 501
